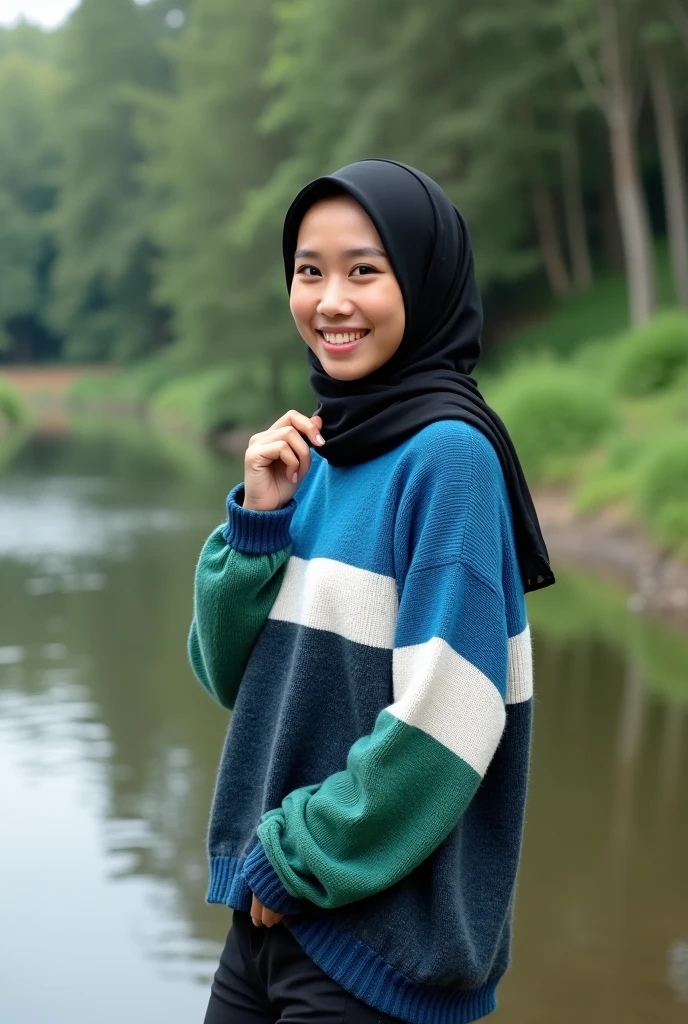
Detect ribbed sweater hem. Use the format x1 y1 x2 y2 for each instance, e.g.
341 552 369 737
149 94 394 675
207 854 500 1024
207 853 253 909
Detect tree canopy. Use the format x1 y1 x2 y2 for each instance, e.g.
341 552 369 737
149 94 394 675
0 0 686 365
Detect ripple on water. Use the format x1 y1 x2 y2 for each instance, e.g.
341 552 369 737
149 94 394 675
0 477 188 564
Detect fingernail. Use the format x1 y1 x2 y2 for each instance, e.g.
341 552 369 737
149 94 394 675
315 434 325 445
292 472 298 483
251 917 258 927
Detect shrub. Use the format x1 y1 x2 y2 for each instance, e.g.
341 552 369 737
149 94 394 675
0 376 29 429
571 334 623 383
654 502 688 552
571 429 660 516
67 348 190 409
67 371 121 406
612 311 688 397
115 350 191 404
488 360 615 484
150 363 273 438
632 431 688 553
572 468 633 516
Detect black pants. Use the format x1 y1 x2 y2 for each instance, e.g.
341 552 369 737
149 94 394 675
204 910 402 1023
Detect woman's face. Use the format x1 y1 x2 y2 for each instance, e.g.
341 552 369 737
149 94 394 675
290 194 406 381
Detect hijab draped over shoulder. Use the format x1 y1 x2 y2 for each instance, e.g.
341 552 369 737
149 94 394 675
282 158 555 594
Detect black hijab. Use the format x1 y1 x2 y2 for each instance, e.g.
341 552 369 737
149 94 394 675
282 158 555 593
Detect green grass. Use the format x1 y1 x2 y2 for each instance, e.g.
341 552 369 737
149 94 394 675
149 363 275 438
0 376 31 429
67 349 315 435
67 348 192 410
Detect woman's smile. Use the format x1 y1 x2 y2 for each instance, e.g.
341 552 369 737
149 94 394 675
316 327 371 351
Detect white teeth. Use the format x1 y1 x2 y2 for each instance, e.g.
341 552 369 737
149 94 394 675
322 330 367 344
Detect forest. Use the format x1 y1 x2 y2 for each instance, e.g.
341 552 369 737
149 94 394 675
2 0 688 563
1 0 688 373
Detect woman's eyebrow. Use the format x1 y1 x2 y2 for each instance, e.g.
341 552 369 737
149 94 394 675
294 246 387 259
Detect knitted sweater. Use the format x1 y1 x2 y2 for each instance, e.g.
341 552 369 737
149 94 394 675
188 419 533 1024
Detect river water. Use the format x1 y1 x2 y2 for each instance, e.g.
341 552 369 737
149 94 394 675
1 426 687 1024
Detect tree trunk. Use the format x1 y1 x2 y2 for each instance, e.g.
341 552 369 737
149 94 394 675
665 0 688 56
516 98 572 297
608 117 656 323
531 183 572 297
561 114 593 291
600 0 656 324
647 49 688 307
599 184 626 272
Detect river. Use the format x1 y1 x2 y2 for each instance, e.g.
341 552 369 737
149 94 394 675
1 425 687 1023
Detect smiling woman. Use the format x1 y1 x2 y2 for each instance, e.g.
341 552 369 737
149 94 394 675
190 156 557 1024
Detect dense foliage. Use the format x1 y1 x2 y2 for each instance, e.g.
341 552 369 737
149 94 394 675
0 0 687 381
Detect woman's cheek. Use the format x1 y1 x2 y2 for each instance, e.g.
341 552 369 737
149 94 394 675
290 291 312 331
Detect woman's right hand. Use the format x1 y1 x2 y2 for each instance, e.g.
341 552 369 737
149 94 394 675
243 410 326 511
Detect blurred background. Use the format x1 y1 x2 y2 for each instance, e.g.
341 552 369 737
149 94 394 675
0 1 687 1022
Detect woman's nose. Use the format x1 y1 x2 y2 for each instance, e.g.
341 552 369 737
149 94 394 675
317 279 355 317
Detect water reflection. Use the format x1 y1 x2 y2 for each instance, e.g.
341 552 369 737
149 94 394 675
1 430 687 1024
1 432 233 1022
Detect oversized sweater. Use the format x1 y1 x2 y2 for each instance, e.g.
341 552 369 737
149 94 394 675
188 419 534 1024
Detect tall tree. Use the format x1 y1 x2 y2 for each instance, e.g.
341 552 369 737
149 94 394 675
243 0 556 294
643 16 688 306
0 18 59 62
663 0 688 51
557 0 656 324
48 0 172 363
560 106 593 290
516 99 573 296
136 0 292 379
0 51 61 361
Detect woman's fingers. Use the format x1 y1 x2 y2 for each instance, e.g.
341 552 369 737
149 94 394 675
250 891 284 927
273 427 312 481
269 409 325 449
249 438 302 482
243 410 325 510
261 905 284 927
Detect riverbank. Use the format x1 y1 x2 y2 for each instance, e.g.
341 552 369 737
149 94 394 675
208 425 688 630
532 486 688 629
5 359 688 632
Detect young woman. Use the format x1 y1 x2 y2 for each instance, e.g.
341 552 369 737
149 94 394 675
190 158 555 1024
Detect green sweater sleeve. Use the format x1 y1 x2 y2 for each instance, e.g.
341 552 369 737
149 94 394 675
187 481 296 711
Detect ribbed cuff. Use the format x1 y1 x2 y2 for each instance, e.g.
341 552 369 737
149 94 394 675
242 841 305 915
222 482 296 554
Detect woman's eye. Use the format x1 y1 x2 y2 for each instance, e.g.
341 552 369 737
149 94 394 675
295 264 377 278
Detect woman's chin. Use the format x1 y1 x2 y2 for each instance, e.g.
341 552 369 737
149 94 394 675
324 364 364 381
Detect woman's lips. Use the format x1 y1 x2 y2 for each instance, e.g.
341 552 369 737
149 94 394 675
316 329 370 353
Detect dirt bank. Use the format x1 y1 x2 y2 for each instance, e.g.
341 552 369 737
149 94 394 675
1 364 114 396
533 487 688 630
